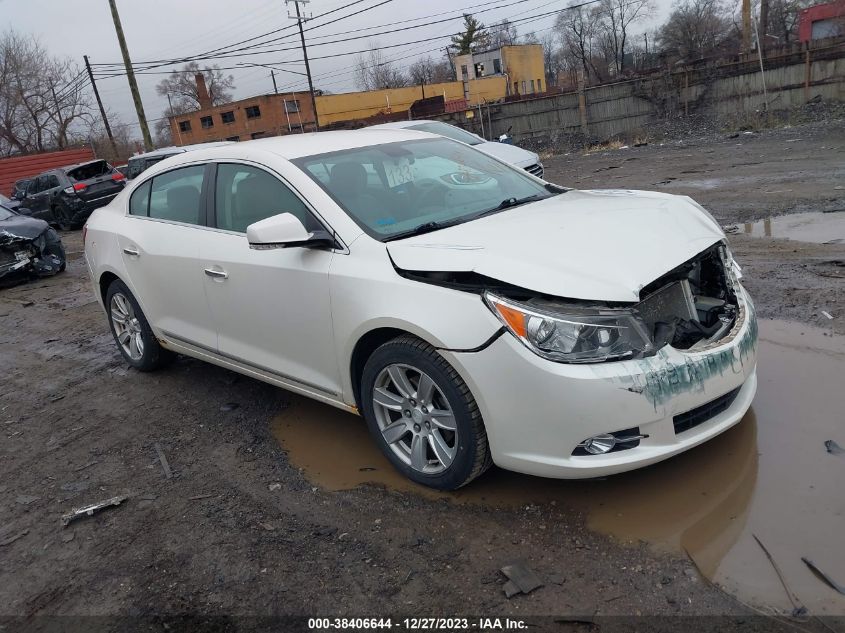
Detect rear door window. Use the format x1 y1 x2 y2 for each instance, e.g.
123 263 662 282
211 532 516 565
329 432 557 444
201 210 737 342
148 166 205 225
214 163 319 233
129 180 152 216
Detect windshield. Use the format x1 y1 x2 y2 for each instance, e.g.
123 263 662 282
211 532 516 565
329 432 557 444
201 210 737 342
0 205 16 220
408 121 483 146
294 138 553 241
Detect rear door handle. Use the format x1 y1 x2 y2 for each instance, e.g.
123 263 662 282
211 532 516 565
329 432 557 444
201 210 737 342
123 247 140 256
204 268 228 280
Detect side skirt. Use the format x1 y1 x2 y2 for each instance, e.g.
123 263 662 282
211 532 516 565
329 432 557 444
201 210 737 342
158 333 359 416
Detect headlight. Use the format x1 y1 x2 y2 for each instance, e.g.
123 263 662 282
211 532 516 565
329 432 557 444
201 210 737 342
720 243 743 281
484 292 655 364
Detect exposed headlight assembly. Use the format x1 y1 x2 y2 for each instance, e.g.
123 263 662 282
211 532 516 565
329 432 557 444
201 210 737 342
484 292 655 364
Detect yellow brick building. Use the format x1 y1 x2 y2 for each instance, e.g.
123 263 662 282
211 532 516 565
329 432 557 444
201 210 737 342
453 44 545 96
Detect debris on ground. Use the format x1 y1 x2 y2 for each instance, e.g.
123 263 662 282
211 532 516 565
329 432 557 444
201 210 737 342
61 495 129 528
801 558 845 595
220 402 240 412
751 534 806 616
0 529 29 546
154 442 172 479
500 561 544 598
824 440 844 455
188 493 216 501
268 482 282 491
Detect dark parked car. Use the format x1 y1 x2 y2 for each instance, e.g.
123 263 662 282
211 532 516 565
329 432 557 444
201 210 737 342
0 202 66 285
17 159 126 229
11 178 31 201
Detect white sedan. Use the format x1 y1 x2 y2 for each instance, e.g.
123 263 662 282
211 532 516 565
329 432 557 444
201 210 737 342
84 129 757 490
369 119 544 178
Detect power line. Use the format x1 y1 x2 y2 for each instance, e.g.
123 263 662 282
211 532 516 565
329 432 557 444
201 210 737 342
91 0 393 71
93 0 600 74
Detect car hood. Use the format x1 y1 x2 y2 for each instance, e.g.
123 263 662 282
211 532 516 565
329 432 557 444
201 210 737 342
474 141 539 168
386 189 725 302
0 214 50 244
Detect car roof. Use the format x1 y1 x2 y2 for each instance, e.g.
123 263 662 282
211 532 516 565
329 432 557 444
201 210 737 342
368 120 438 130
130 141 235 160
150 129 439 167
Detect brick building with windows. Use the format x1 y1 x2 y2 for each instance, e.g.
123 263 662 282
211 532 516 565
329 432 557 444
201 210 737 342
169 74 317 144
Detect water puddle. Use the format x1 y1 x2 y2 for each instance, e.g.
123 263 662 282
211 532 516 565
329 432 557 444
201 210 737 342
727 212 845 244
271 320 845 614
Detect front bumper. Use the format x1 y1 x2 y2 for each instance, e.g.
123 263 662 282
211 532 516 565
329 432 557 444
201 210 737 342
441 287 758 479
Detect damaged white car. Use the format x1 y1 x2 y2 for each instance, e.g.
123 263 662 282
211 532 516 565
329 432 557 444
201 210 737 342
84 130 757 490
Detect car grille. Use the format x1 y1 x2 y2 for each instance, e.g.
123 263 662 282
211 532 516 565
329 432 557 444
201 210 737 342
673 387 742 434
524 163 544 178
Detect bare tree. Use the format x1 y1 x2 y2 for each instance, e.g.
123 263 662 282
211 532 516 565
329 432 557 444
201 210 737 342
596 0 655 74
489 19 519 48
657 0 734 60
450 14 491 55
555 1 604 83
0 29 94 156
155 62 235 111
353 44 409 91
408 56 454 86
767 0 814 43
538 31 565 89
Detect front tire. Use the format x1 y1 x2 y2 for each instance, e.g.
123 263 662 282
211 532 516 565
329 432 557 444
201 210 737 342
360 335 492 490
105 279 173 371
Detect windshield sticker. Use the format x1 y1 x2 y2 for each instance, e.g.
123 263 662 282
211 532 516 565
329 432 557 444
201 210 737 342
384 158 413 188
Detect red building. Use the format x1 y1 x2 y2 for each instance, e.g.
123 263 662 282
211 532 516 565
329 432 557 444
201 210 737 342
798 0 845 42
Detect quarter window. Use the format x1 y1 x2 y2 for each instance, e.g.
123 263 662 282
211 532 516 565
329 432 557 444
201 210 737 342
214 163 318 233
129 180 151 216
147 165 205 225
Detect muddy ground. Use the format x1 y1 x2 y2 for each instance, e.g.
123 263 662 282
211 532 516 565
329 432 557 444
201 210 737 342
1 120 844 632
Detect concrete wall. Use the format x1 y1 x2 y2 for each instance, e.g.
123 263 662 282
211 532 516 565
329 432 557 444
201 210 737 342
434 45 845 144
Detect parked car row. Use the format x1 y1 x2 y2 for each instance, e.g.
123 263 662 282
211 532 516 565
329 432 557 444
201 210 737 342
9 159 127 230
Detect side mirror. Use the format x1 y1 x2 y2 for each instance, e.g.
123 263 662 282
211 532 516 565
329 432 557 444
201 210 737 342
246 213 335 250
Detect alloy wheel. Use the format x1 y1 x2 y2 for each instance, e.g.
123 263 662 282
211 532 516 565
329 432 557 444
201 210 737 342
371 363 458 474
110 292 144 361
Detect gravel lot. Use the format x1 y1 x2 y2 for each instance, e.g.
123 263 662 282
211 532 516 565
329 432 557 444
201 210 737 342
1 120 843 631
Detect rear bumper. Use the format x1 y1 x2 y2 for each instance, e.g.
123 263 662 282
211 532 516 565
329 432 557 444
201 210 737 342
441 287 758 479
64 192 120 224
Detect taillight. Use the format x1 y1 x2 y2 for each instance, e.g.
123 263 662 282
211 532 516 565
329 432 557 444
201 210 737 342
73 183 87 192
111 172 126 182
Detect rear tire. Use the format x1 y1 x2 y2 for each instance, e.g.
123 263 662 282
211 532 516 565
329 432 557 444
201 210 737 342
360 335 492 490
53 204 73 231
105 279 173 371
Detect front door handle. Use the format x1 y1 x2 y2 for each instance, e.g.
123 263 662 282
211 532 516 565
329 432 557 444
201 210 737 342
204 267 228 280
123 247 140 256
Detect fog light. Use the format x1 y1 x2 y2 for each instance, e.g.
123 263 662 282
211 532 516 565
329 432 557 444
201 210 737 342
580 433 617 455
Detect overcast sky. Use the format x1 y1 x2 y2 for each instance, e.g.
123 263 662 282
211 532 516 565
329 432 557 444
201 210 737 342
3 0 674 139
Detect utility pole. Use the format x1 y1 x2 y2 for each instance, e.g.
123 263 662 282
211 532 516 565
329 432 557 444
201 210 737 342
84 55 118 157
742 0 752 55
287 0 320 131
271 70 278 94
759 0 769 58
108 0 153 150
166 94 182 146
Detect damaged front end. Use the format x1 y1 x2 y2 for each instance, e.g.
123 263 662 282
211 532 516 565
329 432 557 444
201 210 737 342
401 242 744 364
482 243 743 363
0 226 66 285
